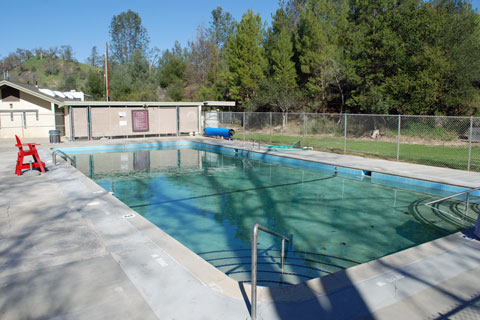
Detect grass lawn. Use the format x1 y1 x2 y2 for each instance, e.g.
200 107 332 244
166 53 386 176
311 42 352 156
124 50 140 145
233 131 480 171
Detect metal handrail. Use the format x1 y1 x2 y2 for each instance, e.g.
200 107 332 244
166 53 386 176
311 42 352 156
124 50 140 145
251 223 290 320
52 150 76 167
424 186 480 207
424 186 480 224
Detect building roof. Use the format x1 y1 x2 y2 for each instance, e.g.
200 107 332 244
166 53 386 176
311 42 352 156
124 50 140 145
62 101 236 107
0 80 77 104
0 80 236 108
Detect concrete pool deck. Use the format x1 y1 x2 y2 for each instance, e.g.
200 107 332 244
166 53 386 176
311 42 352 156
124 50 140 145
0 136 479 319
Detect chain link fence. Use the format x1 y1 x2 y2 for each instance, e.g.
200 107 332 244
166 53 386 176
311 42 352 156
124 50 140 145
209 112 480 172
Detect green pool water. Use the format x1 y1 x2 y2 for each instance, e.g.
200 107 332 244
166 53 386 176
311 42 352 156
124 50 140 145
70 147 477 285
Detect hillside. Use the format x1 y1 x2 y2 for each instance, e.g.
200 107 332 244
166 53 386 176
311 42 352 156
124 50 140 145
8 57 100 91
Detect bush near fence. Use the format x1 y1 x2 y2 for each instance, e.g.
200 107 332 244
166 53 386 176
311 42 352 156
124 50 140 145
211 112 480 172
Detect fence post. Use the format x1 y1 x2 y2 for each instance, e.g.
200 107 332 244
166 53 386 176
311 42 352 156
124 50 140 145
243 112 246 141
397 115 401 161
344 113 347 153
468 116 473 171
87 106 92 140
269 112 272 143
303 112 306 145
69 106 75 141
176 106 179 136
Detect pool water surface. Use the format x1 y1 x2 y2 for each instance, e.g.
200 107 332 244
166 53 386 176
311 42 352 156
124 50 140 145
68 146 478 285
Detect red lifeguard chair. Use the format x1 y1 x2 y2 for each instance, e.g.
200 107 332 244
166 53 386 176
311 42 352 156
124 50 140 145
15 135 46 176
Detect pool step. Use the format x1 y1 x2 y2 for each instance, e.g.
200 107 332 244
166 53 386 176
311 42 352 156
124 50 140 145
197 248 357 286
416 197 480 231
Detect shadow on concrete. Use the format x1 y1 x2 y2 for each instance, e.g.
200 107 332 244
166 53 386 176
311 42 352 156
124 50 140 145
36 141 480 320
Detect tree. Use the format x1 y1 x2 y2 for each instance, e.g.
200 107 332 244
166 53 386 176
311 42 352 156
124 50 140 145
157 41 187 100
186 7 236 101
129 49 150 84
254 79 303 124
257 5 299 121
110 64 133 100
84 71 104 100
296 0 348 112
62 74 77 91
224 10 267 107
270 27 296 91
109 10 149 64
60 45 74 62
186 25 229 100
209 7 236 50
147 47 162 73
372 0 447 115
343 0 480 115
187 26 215 88
434 0 480 115
87 46 102 67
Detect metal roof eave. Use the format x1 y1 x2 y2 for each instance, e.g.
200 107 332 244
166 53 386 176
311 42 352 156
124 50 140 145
202 101 236 107
59 101 236 107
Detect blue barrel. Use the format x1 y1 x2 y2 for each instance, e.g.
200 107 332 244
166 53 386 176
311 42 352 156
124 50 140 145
205 128 235 140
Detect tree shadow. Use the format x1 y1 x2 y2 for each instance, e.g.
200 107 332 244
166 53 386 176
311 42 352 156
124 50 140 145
62 142 480 319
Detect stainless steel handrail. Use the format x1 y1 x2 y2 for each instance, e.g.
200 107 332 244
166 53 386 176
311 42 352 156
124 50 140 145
424 186 480 207
251 223 290 320
424 186 480 224
52 150 76 167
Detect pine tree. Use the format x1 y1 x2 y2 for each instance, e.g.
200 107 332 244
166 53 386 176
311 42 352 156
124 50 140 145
224 10 267 107
84 71 104 100
157 42 187 101
296 0 348 112
258 6 299 119
109 10 149 64
87 46 102 67
208 7 236 50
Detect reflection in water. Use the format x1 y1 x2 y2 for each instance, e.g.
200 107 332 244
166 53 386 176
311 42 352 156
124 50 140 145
133 151 150 171
70 147 477 285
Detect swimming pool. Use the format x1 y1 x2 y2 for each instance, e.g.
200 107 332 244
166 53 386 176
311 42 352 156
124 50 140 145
62 142 479 286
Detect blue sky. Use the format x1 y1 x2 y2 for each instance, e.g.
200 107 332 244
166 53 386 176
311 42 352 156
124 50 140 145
1 0 279 63
2 0 479 63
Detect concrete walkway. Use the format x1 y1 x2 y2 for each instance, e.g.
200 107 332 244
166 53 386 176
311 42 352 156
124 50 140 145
0 137 479 320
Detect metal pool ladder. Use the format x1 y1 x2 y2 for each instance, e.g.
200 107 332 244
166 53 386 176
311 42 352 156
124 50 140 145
251 223 290 320
52 150 76 167
424 186 480 225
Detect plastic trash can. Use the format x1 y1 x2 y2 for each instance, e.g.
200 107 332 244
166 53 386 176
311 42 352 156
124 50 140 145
49 130 61 143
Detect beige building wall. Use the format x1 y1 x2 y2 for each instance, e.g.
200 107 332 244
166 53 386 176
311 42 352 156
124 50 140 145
90 107 113 137
72 107 89 138
63 103 206 140
86 106 183 138
0 91 55 139
179 107 198 133
152 107 177 134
